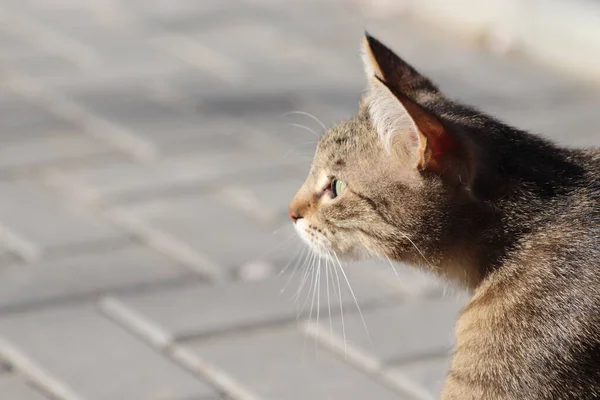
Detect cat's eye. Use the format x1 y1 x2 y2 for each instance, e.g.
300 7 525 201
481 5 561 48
330 179 346 198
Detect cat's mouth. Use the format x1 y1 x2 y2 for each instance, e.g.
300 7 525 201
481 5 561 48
293 219 334 259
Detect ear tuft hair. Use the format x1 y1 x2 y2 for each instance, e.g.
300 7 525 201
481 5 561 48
366 77 422 160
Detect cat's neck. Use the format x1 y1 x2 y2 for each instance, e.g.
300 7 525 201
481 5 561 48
440 124 592 289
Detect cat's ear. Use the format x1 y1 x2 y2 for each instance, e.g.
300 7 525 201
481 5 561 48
362 33 439 100
366 76 466 178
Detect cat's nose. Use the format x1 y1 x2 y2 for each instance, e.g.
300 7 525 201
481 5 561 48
288 207 302 223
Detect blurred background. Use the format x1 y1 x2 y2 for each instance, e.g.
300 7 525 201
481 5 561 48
0 0 599 399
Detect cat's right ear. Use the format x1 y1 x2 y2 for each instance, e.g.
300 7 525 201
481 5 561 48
366 76 472 185
362 33 439 100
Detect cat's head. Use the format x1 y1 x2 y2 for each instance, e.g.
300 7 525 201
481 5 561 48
289 34 483 274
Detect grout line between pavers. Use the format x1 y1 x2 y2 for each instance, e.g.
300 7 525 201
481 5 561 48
0 337 86 400
42 171 225 281
99 296 174 348
0 221 41 263
99 296 265 400
2 72 159 162
171 298 392 344
105 207 225 280
300 320 433 400
0 276 199 317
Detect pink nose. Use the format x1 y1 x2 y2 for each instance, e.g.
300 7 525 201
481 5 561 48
288 207 301 222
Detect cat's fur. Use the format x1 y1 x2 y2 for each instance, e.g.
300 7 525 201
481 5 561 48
289 33 600 399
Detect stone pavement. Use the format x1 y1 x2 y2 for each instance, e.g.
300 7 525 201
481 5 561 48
0 1 598 399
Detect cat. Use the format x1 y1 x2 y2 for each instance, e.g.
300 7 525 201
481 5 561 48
288 33 600 399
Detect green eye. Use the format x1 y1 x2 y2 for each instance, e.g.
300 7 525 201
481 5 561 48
331 179 346 198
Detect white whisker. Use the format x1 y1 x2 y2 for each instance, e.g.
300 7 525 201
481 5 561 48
293 250 315 306
398 231 430 266
332 251 373 350
316 255 322 359
325 256 333 339
385 255 401 279
277 243 303 277
329 250 347 358
283 110 327 131
279 246 308 295
283 141 317 159
288 123 319 138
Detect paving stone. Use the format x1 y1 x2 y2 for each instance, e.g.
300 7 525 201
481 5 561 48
0 375 51 400
187 326 402 400
0 180 126 253
64 79 186 123
0 305 217 400
0 244 18 267
111 261 399 339
51 145 301 203
0 31 41 61
0 245 196 309
0 93 78 140
386 357 451 399
2 53 81 82
327 296 469 365
120 192 305 273
0 133 115 172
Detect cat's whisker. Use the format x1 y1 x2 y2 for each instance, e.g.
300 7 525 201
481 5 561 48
332 251 373 351
294 250 316 308
282 141 317 160
307 256 320 327
329 250 347 358
316 255 322 359
279 246 308 296
325 255 334 340
384 255 403 282
398 231 431 267
305 252 319 306
287 123 320 138
303 255 321 359
276 243 303 279
283 110 327 131
257 231 297 262
292 250 314 306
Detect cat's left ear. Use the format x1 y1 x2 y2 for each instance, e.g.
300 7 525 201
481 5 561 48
362 32 439 101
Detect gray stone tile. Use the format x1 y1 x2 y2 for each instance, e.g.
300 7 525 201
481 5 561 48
0 31 41 61
112 261 399 339
0 93 78 140
0 375 51 400
0 305 217 400
51 145 300 203
2 54 81 82
0 245 196 309
386 357 451 399
0 244 18 267
0 180 126 253
187 326 401 400
120 192 295 272
327 296 469 365
0 133 115 172
64 80 186 124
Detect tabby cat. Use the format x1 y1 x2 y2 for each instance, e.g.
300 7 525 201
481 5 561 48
288 33 600 399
